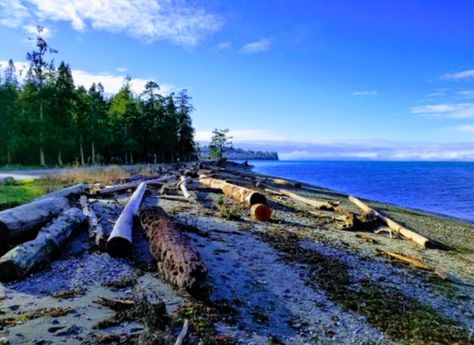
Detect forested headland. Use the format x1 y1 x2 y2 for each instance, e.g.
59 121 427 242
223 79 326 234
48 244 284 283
0 27 197 167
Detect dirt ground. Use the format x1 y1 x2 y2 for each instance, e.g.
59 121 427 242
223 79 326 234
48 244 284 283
0 163 473 344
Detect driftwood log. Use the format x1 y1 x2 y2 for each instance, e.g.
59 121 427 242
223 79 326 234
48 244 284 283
106 182 147 257
177 176 191 199
139 206 208 297
199 176 271 221
0 208 85 281
278 189 341 211
0 197 70 252
79 196 105 250
348 196 440 248
35 183 89 200
98 175 175 195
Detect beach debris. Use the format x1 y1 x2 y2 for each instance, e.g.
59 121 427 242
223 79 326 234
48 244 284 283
355 233 379 244
377 249 431 270
272 178 301 188
174 319 189 345
34 183 89 200
348 196 442 249
97 175 175 195
0 197 70 253
79 195 105 250
250 203 272 221
106 182 147 257
95 296 135 312
177 176 191 199
199 175 272 221
0 208 86 281
278 189 341 211
139 206 208 297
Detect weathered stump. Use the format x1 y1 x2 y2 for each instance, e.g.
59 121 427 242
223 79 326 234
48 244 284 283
139 206 208 297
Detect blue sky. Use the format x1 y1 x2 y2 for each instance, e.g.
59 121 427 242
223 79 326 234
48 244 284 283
1 0 474 160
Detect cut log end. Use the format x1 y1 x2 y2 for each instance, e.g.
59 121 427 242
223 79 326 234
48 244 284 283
250 203 272 222
248 192 267 206
106 237 132 258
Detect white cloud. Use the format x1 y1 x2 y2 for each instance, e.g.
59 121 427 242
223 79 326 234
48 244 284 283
453 124 474 133
217 41 232 50
196 129 285 142
116 67 128 73
0 0 222 47
411 103 474 118
240 38 270 54
0 60 174 95
352 90 378 96
443 69 474 80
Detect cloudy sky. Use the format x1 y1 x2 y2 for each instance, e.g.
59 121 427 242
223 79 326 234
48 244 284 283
1 0 474 160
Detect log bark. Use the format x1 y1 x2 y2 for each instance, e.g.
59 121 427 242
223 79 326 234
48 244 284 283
97 175 175 195
177 176 191 199
139 206 208 297
35 183 89 201
0 208 85 281
106 182 147 257
198 176 267 206
348 196 439 248
79 196 105 250
0 197 70 252
279 189 341 211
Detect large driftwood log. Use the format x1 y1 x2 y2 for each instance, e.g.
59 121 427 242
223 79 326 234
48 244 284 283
139 206 208 297
177 176 191 199
0 197 70 252
348 196 440 248
35 183 89 201
278 189 341 211
198 176 267 206
0 208 85 281
106 182 147 257
97 175 175 195
79 196 105 250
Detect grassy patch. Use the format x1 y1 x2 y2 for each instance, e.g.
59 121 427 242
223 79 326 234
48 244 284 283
259 228 472 345
0 179 45 210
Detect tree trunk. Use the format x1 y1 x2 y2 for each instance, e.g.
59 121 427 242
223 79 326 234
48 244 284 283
0 197 70 254
139 206 208 297
178 176 191 199
79 196 105 250
0 208 85 281
91 141 96 165
39 101 46 167
106 182 147 257
7 144 11 166
35 183 89 201
198 176 267 206
58 150 63 166
98 175 175 195
79 135 85 166
278 189 341 211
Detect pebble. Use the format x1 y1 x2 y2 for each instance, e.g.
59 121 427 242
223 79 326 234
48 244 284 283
0 337 9 344
51 319 60 325
54 325 81 336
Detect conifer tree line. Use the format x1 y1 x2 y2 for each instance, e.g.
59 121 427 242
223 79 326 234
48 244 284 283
0 26 198 166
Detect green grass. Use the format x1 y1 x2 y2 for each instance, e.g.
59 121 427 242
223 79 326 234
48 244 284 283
0 179 45 210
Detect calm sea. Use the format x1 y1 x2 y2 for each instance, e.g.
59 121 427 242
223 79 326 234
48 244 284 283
247 160 474 223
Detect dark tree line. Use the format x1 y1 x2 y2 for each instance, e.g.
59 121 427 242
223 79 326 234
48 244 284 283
0 27 197 166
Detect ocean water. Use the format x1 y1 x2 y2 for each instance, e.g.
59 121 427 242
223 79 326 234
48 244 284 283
247 160 474 223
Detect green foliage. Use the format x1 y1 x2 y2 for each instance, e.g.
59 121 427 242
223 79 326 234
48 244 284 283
0 35 198 166
209 128 233 160
0 179 45 210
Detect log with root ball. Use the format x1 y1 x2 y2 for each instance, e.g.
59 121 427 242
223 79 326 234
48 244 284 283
198 176 271 221
0 197 70 253
106 182 147 257
348 196 442 249
139 206 208 298
0 208 85 281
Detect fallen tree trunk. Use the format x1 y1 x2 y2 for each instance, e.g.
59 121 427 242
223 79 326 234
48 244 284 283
106 182 147 257
79 196 105 250
0 197 70 252
348 196 440 248
177 176 191 199
139 206 208 297
198 176 267 206
279 189 341 211
35 183 89 201
0 208 85 281
97 175 175 195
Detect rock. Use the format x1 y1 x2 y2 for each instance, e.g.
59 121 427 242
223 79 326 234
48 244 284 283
0 337 9 344
54 325 82 336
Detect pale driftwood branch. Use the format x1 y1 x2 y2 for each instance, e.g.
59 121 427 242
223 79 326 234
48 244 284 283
79 196 105 250
278 189 341 211
177 176 191 199
377 249 431 270
0 208 85 281
0 197 70 252
139 206 208 297
106 182 147 257
174 319 189 345
348 196 439 248
35 183 89 201
97 175 175 195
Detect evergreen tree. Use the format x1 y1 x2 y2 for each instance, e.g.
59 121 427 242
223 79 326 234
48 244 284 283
0 60 19 165
175 89 197 161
